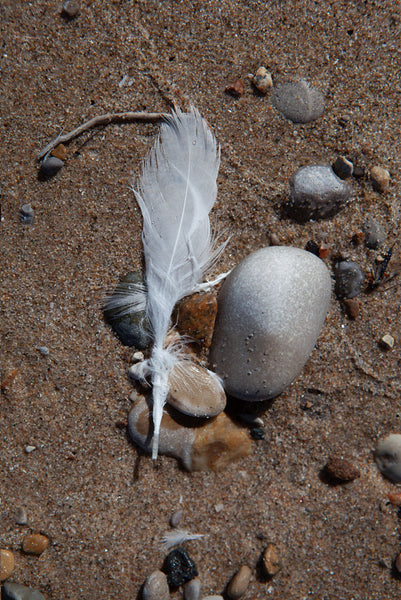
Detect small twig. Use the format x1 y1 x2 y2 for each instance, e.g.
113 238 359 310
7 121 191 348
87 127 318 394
37 111 167 160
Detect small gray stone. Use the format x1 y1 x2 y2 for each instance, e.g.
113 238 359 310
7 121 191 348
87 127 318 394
2 582 46 600
170 509 183 528
104 272 151 349
334 260 365 299
142 570 169 600
38 346 49 356
62 0 80 18
20 204 34 224
375 434 401 482
288 165 352 222
332 156 353 179
39 156 64 179
272 79 324 123
210 247 331 401
184 577 201 600
15 507 28 525
363 218 385 249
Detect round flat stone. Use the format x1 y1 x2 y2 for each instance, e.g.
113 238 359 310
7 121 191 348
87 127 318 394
210 247 331 401
272 79 324 123
167 361 226 417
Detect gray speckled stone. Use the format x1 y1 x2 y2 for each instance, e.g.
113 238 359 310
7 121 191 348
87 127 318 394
210 247 331 401
334 261 365 299
375 434 401 483
272 79 325 123
288 165 352 222
2 582 46 600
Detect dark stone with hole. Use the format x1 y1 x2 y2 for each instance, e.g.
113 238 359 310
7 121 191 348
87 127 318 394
103 272 151 349
163 546 198 587
334 260 365 299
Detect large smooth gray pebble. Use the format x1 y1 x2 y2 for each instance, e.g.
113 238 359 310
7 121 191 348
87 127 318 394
210 247 331 401
2 582 46 600
375 434 401 483
288 165 351 222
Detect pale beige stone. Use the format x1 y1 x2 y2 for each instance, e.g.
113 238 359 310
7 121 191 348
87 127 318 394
262 543 280 577
168 361 226 417
142 570 169 600
0 549 15 581
227 565 252 599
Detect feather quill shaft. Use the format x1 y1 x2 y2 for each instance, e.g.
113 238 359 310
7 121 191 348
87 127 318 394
133 107 221 459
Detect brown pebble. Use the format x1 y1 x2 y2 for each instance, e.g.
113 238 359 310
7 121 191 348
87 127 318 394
251 67 273 94
0 549 15 582
342 298 360 319
262 543 280 577
325 455 360 482
22 533 49 555
269 233 281 246
370 166 390 192
388 491 401 506
318 242 329 260
176 292 218 348
395 553 401 573
225 79 244 98
51 143 67 161
227 565 252 600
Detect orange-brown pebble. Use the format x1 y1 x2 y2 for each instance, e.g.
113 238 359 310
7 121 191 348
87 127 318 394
51 143 67 161
227 565 252 599
325 455 360 482
343 298 360 319
388 491 401 506
262 543 280 577
22 533 49 555
176 292 218 348
225 79 244 98
0 549 15 581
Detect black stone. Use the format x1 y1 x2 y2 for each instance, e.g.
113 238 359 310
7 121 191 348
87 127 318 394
163 546 198 587
104 272 151 349
334 260 365 299
251 427 265 440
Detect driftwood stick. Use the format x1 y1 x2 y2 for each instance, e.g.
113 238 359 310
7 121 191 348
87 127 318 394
37 111 167 160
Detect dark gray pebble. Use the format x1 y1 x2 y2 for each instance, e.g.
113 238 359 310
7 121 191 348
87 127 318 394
334 261 365 299
288 165 351 222
103 272 151 349
163 546 198 587
2 582 46 600
39 156 64 179
363 218 385 249
272 79 324 123
332 156 353 180
20 204 34 224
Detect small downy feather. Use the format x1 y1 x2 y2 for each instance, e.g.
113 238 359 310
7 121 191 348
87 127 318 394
133 107 224 459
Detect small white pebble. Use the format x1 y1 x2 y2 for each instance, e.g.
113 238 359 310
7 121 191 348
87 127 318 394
24 445 36 454
214 503 224 513
380 334 394 350
132 351 145 363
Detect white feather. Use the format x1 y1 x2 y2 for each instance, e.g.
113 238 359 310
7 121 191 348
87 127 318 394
133 107 223 459
161 529 205 550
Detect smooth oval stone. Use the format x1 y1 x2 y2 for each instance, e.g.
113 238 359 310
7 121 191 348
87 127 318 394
142 570 170 600
288 165 352 222
210 247 331 401
272 79 324 123
375 434 401 482
168 361 226 417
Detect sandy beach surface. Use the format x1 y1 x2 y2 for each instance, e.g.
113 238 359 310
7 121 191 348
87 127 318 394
1 2 401 598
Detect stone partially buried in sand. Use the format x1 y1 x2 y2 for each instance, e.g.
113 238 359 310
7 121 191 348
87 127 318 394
210 246 331 402
128 393 251 471
375 434 401 482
